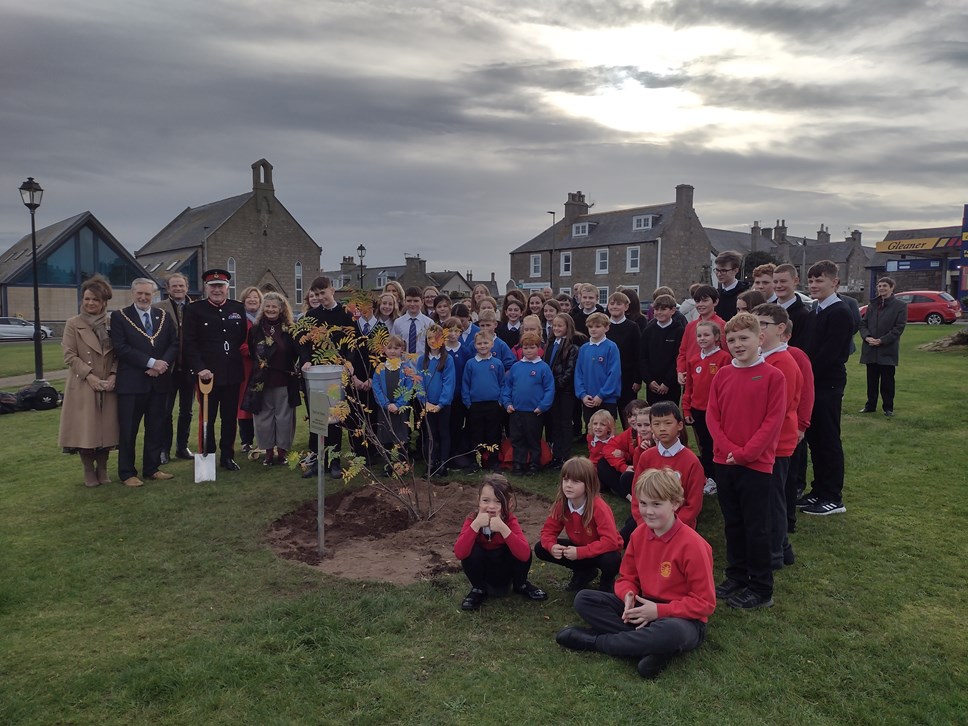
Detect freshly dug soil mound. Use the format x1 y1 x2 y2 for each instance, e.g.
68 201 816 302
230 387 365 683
267 481 553 585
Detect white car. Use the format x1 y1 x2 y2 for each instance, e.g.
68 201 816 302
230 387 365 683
0 317 54 340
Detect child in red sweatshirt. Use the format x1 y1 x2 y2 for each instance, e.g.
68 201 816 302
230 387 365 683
586 409 628 498
535 457 624 592
681 319 732 494
707 313 786 610
630 401 704 532
555 468 715 679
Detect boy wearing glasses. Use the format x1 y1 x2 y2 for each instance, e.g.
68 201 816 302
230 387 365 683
713 250 749 321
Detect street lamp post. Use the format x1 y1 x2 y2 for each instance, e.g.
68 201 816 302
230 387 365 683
18 177 45 384
546 211 556 293
356 244 367 290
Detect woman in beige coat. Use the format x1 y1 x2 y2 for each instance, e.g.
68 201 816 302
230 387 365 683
58 275 120 487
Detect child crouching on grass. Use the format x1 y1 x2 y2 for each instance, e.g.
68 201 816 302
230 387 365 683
555 468 715 679
534 457 624 592
454 474 548 611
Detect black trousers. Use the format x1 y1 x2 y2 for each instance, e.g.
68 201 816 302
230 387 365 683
460 542 532 593
534 540 621 588
509 410 543 467
597 459 627 498
573 590 706 658
788 438 807 531
770 456 794 569
117 391 167 480
617 386 638 429
467 401 503 466
581 400 618 426
716 464 774 598
423 405 452 468
347 388 376 460
545 392 573 463
805 385 845 503
690 409 715 479
199 383 241 462
865 363 896 411
162 370 194 454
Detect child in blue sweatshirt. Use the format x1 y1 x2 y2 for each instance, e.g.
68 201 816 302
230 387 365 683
462 330 505 471
476 309 516 372
501 332 555 475
444 316 474 470
575 312 622 425
417 323 456 477
372 334 419 455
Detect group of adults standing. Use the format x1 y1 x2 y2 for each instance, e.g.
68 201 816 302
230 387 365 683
57 267 304 487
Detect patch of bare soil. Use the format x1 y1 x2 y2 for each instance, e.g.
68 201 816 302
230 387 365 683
266 481 552 585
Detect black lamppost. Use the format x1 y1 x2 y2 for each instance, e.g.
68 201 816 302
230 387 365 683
18 177 45 384
546 210 556 293
356 244 367 290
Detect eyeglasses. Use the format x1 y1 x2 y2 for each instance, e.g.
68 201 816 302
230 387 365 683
714 267 737 274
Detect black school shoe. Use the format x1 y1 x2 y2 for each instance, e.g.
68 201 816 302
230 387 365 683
726 589 774 609
460 588 486 611
555 626 599 651
715 578 746 599
514 581 548 601
221 459 241 471
637 654 671 679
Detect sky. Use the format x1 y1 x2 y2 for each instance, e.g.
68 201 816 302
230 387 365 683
2 0 965 284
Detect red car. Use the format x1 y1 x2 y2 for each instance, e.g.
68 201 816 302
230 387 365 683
860 290 961 325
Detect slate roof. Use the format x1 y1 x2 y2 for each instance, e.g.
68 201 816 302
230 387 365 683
882 225 960 241
511 202 676 254
137 192 252 256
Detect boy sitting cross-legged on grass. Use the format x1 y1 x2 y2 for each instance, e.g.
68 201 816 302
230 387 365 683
707 313 786 609
555 467 715 679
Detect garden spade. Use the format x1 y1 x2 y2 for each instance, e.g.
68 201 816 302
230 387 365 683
194 377 216 482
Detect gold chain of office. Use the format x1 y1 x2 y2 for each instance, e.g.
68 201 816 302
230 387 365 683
119 308 169 344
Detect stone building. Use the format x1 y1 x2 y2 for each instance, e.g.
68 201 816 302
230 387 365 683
335 253 477 298
0 211 145 329
869 225 963 297
136 159 321 304
510 184 711 304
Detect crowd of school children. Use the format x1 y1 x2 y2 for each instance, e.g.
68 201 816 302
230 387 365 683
296 250 864 679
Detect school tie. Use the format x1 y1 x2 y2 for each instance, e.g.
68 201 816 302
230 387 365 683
143 311 153 335
549 338 560 364
408 318 417 353
362 321 371 336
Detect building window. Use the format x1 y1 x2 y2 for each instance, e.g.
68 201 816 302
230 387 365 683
626 246 640 273
598 287 609 306
560 251 572 276
559 287 571 296
633 215 654 230
530 254 541 278
227 257 236 299
596 249 608 274
376 272 388 288
573 223 588 237
619 285 640 296
294 262 303 305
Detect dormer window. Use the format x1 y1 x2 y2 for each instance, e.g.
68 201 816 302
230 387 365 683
573 223 589 237
633 215 654 231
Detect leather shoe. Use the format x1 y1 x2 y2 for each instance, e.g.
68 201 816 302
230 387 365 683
859 406 876 413
123 476 144 488
149 471 174 480
328 463 343 480
221 459 241 471
565 568 598 592
637 654 671 679
301 463 318 479
514 581 548 601
555 626 599 652
460 588 486 611
159 451 169 464
175 447 193 460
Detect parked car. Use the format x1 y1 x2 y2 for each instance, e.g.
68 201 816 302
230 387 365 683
860 291 961 325
0 317 54 340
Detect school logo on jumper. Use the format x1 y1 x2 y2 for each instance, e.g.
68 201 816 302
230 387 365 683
530 370 536 376
596 356 604 363
660 561 672 578
708 363 718 375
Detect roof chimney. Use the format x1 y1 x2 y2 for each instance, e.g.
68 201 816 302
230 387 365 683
675 184 694 211
563 191 589 222
751 221 760 253
817 224 831 244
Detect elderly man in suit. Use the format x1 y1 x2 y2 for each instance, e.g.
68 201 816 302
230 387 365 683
155 272 194 463
110 277 179 487
182 268 248 471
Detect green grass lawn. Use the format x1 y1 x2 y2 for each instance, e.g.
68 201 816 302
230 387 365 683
0 340 62 379
2 327 966 724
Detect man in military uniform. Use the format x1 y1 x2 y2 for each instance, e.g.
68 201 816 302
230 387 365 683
182 269 248 471
154 272 195 462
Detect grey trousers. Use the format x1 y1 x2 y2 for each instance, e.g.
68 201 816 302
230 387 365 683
254 386 295 451
573 589 706 658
